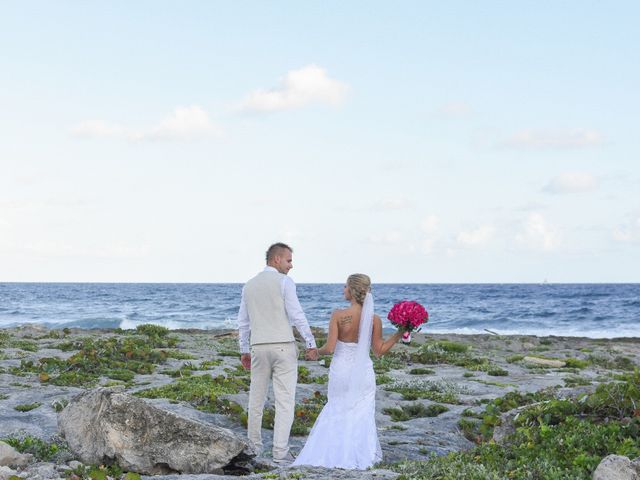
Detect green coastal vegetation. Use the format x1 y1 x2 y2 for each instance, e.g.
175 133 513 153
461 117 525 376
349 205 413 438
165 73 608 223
389 371 640 479
1 325 639 479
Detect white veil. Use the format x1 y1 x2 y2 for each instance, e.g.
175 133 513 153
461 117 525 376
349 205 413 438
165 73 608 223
345 291 375 409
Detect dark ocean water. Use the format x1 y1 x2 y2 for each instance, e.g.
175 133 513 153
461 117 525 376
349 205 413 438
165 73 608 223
0 283 638 338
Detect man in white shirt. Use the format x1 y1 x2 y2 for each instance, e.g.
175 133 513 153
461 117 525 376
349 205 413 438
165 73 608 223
237 242 318 464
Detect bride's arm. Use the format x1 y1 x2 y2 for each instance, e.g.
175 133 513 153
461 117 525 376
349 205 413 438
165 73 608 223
371 315 403 358
317 311 339 356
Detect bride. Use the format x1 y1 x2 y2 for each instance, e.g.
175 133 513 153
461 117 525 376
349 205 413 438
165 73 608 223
292 274 403 469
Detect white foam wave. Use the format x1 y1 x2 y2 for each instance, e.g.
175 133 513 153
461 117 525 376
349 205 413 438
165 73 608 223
118 317 221 331
425 326 640 339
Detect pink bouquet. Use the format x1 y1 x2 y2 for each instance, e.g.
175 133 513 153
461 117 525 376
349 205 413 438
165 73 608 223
387 301 428 343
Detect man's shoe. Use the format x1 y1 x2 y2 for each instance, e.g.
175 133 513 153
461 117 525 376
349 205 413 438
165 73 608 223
273 451 296 465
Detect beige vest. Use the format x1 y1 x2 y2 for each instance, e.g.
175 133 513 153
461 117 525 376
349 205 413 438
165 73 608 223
244 270 294 346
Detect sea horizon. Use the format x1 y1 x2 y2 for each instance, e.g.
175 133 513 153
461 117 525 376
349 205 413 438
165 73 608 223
1 282 638 339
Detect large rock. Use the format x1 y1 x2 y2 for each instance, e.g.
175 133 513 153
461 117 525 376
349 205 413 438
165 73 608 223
523 356 566 368
0 465 19 480
593 455 640 480
57 388 254 475
0 441 33 467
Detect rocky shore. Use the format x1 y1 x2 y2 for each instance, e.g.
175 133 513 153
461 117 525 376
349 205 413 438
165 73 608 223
1 324 639 479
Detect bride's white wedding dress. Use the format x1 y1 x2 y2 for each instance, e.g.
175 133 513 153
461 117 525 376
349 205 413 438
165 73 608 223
292 293 382 469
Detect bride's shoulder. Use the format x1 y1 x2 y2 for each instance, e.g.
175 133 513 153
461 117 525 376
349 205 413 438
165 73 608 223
331 307 348 317
331 307 356 319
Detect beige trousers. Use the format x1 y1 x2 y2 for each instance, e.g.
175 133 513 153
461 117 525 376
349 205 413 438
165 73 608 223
247 342 298 459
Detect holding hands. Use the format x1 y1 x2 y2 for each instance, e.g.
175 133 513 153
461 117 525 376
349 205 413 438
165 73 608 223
304 347 319 361
240 353 251 370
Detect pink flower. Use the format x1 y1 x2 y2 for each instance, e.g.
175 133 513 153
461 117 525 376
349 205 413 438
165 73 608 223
387 300 428 333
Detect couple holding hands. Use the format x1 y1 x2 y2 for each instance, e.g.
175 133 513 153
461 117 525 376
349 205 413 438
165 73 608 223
237 242 403 469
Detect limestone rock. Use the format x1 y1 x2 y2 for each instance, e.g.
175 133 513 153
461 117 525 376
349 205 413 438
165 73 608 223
0 465 19 480
593 455 639 480
57 388 254 475
0 441 33 468
523 356 566 368
143 465 401 480
67 461 83 470
492 402 544 445
22 462 60 480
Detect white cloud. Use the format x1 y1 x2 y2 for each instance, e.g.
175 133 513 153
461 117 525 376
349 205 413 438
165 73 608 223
239 65 349 112
130 106 222 141
280 227 304 245
379 160 412 172
421 215 440 254
367 231 403 246
71 106 222 142
516 213 561 251
613 229 633 242
457 225 494 248
613 212 640 243
438 101 472 117
5 239 149 259
372 198 412 211
500 129 604 150
543 172 599 194
72 120 124 139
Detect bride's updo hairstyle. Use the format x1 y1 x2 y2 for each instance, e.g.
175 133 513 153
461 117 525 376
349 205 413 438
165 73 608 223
347 274 371 305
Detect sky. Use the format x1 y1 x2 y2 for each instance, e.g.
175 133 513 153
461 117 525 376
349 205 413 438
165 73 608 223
1 1 639 283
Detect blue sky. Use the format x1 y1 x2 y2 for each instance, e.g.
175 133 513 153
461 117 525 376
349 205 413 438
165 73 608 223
1 1 639 283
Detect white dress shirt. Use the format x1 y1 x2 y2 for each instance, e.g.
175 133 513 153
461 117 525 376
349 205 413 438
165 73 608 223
238 266 317 354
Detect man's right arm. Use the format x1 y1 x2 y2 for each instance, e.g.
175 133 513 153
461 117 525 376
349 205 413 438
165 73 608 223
282 276 317 360
237 287 251 368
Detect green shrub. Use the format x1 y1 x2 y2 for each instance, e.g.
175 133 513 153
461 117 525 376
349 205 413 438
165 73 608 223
392 414 640 479
383 403 449 421
372 353 405 373
14 402 41 412
135 323 170 337
409 368 435 375
389 373 640 479
297 365 328 384
565 357 590 369
35 335 176 386
435 340 470 353
589 354 637 371
52 398 69 412
243 391 327 436
487 367 508 376
411 341 504 374
64 463 141 480
10 340 38 352
376 374 393 385
386 379 469 404
2 436 66 461
564 375 592 387
136 373 248 415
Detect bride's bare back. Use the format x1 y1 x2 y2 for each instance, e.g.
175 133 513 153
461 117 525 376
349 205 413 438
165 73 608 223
334 305 362 343
317 304 403 357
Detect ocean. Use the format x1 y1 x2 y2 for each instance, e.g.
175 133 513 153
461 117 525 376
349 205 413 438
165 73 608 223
0 283 638 338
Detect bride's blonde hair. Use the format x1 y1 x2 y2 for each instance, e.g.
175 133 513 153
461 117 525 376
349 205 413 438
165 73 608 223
347 274 371 305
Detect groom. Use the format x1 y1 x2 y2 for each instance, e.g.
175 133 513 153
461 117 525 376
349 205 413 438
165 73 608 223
237 242 318 463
